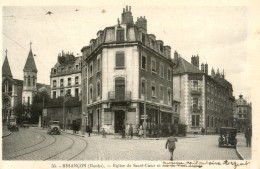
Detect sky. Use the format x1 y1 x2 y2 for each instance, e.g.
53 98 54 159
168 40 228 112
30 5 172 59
2 5 250 101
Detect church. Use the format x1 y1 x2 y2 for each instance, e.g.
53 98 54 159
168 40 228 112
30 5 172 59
2 42 50 124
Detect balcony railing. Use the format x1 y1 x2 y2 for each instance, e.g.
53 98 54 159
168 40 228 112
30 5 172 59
191 106 202 113
191 88 201 94
108 91 131 101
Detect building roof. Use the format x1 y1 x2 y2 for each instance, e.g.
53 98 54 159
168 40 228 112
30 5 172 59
23 49 38 73
2 56 13 78
173 57 203 74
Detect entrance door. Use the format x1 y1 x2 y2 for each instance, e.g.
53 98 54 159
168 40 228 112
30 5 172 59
115 77 125 100
114 110 125 133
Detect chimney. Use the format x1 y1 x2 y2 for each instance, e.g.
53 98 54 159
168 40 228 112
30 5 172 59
121 5 134 25
174 51 178 62
205 63 208 75
211 67 215 77
191 55 199 68
201 63 205 73
135 16 147 32
164 46 171 59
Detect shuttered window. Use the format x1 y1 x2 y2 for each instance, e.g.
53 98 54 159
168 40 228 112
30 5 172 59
116 29 124 42
116 52 125 68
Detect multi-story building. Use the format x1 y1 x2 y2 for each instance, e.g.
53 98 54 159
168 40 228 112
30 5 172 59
2 43 50 123
81 6 175 134
233 95 252 132
173 53 235 133
50 51 82 98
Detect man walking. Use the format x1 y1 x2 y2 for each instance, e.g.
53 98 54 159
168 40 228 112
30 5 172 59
129 124 134 139
165 133 178 161
86 124 92 137
245 127 252 147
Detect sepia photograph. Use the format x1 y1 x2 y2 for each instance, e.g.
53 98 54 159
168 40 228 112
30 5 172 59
1 0 260 168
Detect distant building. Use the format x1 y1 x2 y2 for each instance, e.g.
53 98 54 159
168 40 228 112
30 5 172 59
81 6 176 134
233 95 252 132
2 44 50 123
47 51 82 129
50 51 82 98
173 53 235 133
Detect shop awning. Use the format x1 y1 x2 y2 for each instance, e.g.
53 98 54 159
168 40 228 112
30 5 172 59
160 107 173 113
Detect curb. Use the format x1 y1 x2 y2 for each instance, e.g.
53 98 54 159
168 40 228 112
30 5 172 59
235 141 245 160
61 131 85 138
2 132 11 138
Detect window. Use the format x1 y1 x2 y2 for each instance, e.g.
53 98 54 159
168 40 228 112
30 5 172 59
75 88 79 97
167 69 171 81
28 76 31 86
67 89 71 95
192 115 200 127
97 57 101 72
97 81 101 97
53 69 57 74
53 91 56 99
175 105 178 112
68 78 71 86
207 115 210 127
75 76 79 85
142 33 145 43
211 116 214 127
61 67 64 72
89 63 93 77
89 86 93 100
160 85 164 101
60 90 64 97
160 64 164 78
76 65 79 70
193 81 198 90
33 76 35 86
160 44 163 53
141 55 146 69
151 58 156 72
53 80 57 87
193 97 198 109
115 52 125 68
168 89 171 104
60 79 64 87
141 79 146 95
151 83 156 97
116 29 124 41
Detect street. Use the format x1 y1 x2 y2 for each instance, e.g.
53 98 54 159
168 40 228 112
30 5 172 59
3 128 241 160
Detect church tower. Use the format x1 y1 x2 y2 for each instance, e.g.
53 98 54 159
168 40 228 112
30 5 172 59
22 41 38 105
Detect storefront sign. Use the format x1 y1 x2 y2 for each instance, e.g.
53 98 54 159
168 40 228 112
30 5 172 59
128 108 136 112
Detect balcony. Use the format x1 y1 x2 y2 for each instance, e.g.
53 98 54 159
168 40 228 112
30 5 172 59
190 88 201 95
108 91 131 102
191 106 202 113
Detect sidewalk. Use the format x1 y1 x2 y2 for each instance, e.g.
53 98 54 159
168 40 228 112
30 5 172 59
2 125 11 138
236 133 251 160
62 129 203 140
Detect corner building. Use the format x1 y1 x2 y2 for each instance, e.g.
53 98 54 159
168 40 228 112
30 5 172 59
81 6 175 133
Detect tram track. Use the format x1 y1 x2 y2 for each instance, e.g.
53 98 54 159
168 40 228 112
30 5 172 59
67 135 88 160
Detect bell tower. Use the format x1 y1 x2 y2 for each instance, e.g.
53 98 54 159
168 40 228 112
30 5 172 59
22 41 38 105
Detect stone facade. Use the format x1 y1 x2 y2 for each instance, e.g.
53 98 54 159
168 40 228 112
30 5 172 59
233 95 252 132
81 6 176 134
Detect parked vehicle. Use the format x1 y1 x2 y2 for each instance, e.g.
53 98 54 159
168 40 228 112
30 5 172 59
47 121 61 135
218 127 237 148
8 119 19 132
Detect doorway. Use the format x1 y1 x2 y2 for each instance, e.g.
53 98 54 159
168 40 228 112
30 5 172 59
114 110 125 133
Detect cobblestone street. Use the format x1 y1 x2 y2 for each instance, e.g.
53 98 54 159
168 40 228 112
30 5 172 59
2 128 243 160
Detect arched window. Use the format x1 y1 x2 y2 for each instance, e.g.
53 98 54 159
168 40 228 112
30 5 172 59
97 81 101 97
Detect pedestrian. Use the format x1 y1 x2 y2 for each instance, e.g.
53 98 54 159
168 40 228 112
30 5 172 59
121 124 126 139
201 127 205 136
245 127 252 147
73 123 76 134
138 125 143 138
129 124 134 139
86 124 92 137
165 133 178 161
102 128 106 138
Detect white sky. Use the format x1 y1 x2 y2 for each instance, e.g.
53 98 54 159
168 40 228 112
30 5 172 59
2 5 250 100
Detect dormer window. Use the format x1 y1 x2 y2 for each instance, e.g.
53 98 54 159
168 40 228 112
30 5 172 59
61 67 64 72
160 44 163 53
76 65 79 70
116 29 124 42
53 69 57 74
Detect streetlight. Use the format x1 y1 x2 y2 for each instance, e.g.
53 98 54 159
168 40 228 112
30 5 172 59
63 91 71 131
